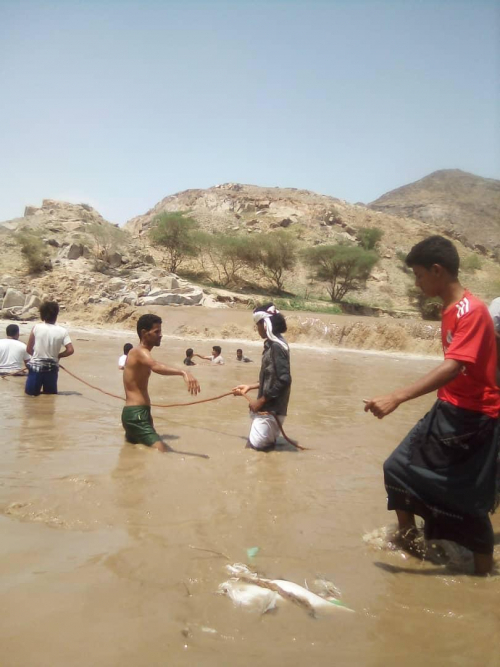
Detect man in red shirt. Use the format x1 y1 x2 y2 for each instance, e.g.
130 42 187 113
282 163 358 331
365 236 500 575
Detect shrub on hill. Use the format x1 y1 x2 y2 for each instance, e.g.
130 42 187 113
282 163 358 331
194 232 255 287
87 221 126 265
357 227 384 251
245 230 298 292
407 286 441 321
302 244 379 303
149 212 198 273
15 230 51 274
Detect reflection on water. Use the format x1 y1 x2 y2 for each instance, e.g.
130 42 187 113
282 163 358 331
0 332 498 666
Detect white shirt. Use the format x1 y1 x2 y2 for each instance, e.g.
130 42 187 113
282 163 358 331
118 354 127 368
0 338 30 372
31 322 71 361
489 298 500 332
211 355 225 365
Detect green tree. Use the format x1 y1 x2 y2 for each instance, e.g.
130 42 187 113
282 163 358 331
246 230 298 292
357 227 384 251
87 221 126 264
195 232 254 287
302 244 379 302
149 212 198 273
15 230 51 274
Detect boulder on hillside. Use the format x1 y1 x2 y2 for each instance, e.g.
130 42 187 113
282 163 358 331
24 294 42 310
2 288 25 309
66 243 84 260
108 251 123 268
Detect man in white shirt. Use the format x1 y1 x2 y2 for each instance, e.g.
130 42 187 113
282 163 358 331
0 324 31 375
194 345 225 365
25 300 74 396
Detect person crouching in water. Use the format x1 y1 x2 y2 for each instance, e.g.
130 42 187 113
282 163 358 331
232 304 291 451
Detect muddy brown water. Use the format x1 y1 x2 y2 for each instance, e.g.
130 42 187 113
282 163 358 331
1 326 499 667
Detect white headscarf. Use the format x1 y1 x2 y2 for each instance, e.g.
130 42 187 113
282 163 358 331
252 305 289 351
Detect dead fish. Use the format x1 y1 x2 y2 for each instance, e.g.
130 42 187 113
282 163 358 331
219 564 354 616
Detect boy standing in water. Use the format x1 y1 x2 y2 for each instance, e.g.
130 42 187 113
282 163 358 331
365 236 500 575
122 314 200 452
25 301 74 395
233 304 291 451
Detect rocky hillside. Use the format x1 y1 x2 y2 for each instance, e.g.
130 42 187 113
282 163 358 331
369 169 500 253
125 181 500 313
0 200 218 322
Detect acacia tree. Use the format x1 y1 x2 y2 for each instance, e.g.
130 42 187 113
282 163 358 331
302 244 378 302
87 221 126 263
246 230 298 292
149 212 198 273
194 232 254 287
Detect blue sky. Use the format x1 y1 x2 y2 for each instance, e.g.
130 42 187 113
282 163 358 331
1 0 498 224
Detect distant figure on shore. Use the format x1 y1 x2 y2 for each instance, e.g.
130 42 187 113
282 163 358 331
122 314 200 452
183 348 196 366
232 304 291 451
118 343 133 370
236 348 253 363
194 345 225 365
0 324 30 375
25 301 74 396
364 236 500 575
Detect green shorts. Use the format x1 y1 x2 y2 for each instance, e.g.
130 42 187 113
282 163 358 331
121 405 161 447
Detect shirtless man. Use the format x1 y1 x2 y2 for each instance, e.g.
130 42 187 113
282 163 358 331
122 313 200 452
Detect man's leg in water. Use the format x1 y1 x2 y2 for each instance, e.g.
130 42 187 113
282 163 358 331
473 552 493 576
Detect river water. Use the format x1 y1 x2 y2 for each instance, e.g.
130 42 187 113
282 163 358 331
1 328 499 666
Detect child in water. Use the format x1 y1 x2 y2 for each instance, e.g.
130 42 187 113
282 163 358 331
232 304 291 451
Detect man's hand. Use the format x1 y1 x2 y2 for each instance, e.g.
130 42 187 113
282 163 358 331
183 372 200 395
363 393 402 419
232 384 251 396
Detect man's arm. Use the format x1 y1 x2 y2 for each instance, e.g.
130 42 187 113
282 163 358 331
146 356 200 395
364 358 463 419
193 354 211 361
26 330 35 356
58 343 74 359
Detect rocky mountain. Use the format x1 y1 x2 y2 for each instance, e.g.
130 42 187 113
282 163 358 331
369 169 500 253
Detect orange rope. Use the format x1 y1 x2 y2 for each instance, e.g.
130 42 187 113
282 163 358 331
59 364 305 450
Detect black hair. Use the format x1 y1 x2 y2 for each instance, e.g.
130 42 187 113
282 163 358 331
40 300 59 323
236 348 243 353
123 343 133 355
212 345 222 355
185 348 193 357
6 324 19 337
253 302 287 334
405 236 460 278
136 313 162 338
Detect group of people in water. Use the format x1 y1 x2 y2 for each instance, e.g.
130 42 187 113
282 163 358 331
1 235 500 575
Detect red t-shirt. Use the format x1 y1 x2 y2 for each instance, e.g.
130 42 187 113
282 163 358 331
438 290 500 418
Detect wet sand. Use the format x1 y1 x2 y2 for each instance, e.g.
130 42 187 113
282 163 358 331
1 328 499 666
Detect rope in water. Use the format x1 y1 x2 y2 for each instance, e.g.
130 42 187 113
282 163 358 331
59 364 306 450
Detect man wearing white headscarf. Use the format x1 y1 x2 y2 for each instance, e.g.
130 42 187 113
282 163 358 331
232 303 292 451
